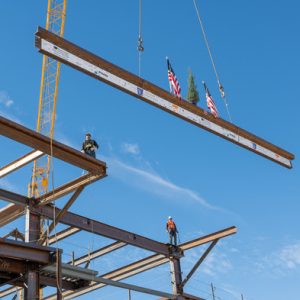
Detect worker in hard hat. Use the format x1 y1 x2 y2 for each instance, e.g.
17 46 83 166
81 133 99 158
166 216 178 246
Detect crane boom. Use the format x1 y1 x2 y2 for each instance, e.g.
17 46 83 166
35 27 294 169
29 1 67 197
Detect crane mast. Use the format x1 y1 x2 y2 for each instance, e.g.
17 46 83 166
29 0 67 198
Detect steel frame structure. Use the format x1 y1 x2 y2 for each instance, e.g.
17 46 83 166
0 117 237 299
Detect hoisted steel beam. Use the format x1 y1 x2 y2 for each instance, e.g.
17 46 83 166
0 115 107 174
35 27 294 169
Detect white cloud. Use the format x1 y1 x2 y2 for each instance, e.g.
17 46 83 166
183 248 233 278
257 241 300 277
121 142 140 155
0 91 14 108
277 242 300 269
105 156 218 210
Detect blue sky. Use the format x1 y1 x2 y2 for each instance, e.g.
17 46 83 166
0 1 299 299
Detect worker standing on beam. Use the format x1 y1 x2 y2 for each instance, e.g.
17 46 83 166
166 216 179 246
81 133 99 158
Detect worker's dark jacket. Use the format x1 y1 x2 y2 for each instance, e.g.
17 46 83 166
82 139 99 152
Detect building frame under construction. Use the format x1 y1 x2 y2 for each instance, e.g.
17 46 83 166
0 115 237 299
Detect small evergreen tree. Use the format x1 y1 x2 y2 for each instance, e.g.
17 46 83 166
187 70 199 105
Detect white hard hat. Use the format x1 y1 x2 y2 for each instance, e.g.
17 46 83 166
168 216 172 220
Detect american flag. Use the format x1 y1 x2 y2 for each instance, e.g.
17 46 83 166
203 81 219 118
166 58 182 99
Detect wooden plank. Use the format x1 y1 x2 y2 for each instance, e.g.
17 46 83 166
0 115 107 174
0 150 44 178
35 27 294 169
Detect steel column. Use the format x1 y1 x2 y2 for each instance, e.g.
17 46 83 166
170 257 183 296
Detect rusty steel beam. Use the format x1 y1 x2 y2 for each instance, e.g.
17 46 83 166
43 227 236 299
47 227 81 244
0 238 55 264
36 173 101 206
39 187 84 245
0 150 44 179
0 115 106 174
181 239 219 288
0 257 25 274
33 204 175 257
0 188 28 206
0 203 24 227
35 27 295 169
43 263 177 300
0 187 173 256
180 226 236 250
69 241 126 266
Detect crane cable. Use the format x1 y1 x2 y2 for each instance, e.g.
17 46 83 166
193 0 232 122
137 0 144 76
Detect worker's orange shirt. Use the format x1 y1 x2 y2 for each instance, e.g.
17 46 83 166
167 220 176 230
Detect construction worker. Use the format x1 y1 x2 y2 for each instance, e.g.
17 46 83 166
166 216 178 246
81 133 99 158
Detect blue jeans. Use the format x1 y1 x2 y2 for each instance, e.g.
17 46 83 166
169 230 177 246
85 149 96 158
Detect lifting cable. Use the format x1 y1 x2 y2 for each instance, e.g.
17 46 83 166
193 0 232 122
137 0 144 76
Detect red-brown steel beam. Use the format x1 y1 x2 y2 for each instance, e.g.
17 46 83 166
35 27 294 169
36 173 102 206
32 203 176 257
0 238 56 264
0 115 106 174
0 203 24 227
0 189 175 257
43 226 236 299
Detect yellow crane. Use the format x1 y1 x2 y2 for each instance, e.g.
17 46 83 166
29 0 67 198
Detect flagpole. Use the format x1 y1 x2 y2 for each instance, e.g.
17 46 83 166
166 56 172 93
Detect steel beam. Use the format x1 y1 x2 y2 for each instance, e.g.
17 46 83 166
0 115 106 174
69 241 126 266
0 257 25 274
43 263 177 299
35 27 295 169
0 238 55 264
36 173 100 206
33 204 175 257
181 239 219 288
0 188 28 206
47 227 80 244
0 189 171 257
0 203 24 227
0 150 44 178
39 187 84 244
43 227 236 299
0 189 234 260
